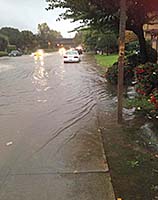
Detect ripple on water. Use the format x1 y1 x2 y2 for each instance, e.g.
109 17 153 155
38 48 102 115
0 64 14 73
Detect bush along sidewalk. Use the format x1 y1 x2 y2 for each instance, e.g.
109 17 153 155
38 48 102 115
105 61 135 85
134 62 158 119
105 58 158 119
124 62 158 120
105 53 141 85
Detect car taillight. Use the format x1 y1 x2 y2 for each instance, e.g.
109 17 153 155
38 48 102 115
64 56 67 58
74 56 78 58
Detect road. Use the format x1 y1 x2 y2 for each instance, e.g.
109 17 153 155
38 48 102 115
0 52 116 200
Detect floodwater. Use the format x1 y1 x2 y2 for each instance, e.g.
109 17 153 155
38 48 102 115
0 52 116 199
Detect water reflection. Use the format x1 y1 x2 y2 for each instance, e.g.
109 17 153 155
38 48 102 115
59 63 65 81
0 64 15 73
58 47 66 55
32 53 49 92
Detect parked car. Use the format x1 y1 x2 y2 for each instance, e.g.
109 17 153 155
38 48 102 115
75 48 83 55
8 50 22 57
76 48 83 55
75 46 83 54
63 50 80 63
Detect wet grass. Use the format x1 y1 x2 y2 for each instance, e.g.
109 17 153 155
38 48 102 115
95 54 118 67
101 117 158 200
125 98 154 111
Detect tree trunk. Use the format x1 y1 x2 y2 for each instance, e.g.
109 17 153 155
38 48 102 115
106 46 109 56
133 26 147 63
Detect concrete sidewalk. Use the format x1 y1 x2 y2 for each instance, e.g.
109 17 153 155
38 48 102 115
0 127 115 200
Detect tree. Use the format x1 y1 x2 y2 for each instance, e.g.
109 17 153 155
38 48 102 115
21 30 36 52
96 32 117 55
83 30 98 51
48 30 62 48
37 23 62 48
0 27 22 48
46 0 158 63
0 34 8 51
74 31 84 46
50 30 62 39
38 23 50 38
37 23 50 48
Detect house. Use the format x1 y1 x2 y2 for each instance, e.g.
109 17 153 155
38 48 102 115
55 38 75 49
143 13 158 50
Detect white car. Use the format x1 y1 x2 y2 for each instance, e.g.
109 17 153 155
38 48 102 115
63 50 80 63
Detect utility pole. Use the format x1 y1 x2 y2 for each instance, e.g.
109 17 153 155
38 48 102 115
117 0 126 123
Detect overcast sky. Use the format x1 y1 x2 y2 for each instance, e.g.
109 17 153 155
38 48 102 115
0 0 79 37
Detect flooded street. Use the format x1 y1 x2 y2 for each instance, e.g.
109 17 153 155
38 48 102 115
0 53 116 199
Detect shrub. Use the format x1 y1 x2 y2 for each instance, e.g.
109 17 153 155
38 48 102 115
148 89 158 118
44 48 55 53
135 62 158 118
0 51 8 57
105 63 118 84
105 51 141 85
106 61 134 85
125 41 139 53
126 53 141 67
146 44 157 63
105 42 158 86
126 40 157 63
125 97 154 111
135 62 158 96
149 89 158 109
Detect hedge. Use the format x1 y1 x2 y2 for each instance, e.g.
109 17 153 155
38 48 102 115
0 51 8 57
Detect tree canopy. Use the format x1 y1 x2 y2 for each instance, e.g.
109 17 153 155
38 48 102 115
46 0 158 29
0 27 22 48
0 24 63 52
46 0 158 62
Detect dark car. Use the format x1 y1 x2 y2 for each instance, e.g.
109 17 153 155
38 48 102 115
8 50 22 57
75 48 83 55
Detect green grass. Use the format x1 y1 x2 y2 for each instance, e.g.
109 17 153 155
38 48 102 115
95 54 118 67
